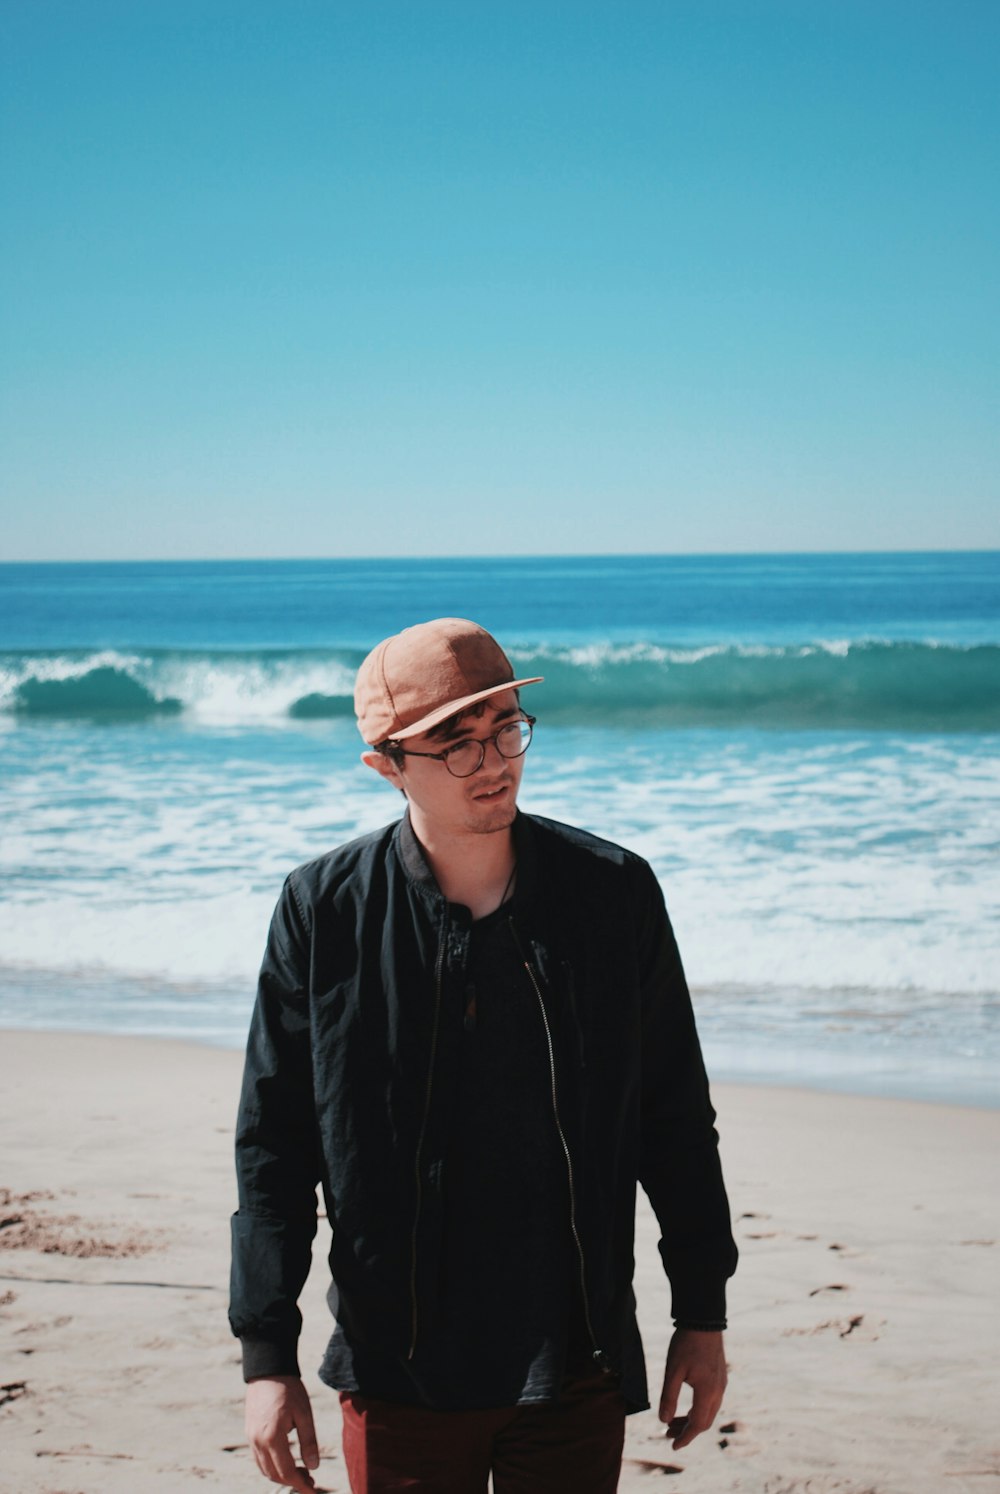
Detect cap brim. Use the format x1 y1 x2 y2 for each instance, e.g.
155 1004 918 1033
387 677 544 741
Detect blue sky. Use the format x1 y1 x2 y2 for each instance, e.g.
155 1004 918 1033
1 0 997 560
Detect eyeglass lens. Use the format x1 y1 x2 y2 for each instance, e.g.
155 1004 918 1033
445 719 533 777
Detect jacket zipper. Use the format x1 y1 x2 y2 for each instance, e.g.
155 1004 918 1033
508 918 610 1374
407 920 446 1360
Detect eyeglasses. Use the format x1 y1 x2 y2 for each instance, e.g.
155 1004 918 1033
388 715 536 779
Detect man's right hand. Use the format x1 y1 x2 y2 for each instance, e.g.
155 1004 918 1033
245 1374 320 1492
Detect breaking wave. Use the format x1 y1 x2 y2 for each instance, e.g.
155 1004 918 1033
1 640 998 730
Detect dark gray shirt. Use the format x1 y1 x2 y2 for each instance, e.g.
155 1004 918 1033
407 897 579 1407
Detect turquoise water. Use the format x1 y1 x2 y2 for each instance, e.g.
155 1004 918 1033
1 553 998 1104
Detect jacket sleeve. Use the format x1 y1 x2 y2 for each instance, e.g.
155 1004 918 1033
229 873 321 1380
632 858 738 1327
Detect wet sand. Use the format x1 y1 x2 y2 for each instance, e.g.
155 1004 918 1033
1 1029 997 1493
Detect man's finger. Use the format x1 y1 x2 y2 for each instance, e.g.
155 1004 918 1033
295 1399 321 1471
250 1442 273 1483
256 1439 286 1486
657 1362 684 1424
268 1431 315 1492
669 1374 723 1449
686 1387 716 1435
276 1461 316 1492
670 1405 710 1450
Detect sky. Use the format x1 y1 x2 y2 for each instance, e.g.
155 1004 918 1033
1 0 998 561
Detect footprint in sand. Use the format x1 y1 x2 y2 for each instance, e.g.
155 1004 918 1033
715 1418 763 1457
808 1283 849 1297
738 1214 779 1240
783 1313 879 1340
763 1480 880 1493
15 1314 72 1336
623 1457 684 1474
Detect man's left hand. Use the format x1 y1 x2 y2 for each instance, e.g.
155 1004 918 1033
657 1327 727 1450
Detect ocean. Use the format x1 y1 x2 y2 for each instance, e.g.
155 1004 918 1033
1 552 998 1105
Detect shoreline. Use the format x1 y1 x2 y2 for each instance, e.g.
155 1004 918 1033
1 1014 997 1114
2 1029 999 1493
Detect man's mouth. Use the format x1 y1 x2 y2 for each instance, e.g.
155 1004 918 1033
472 783 509 802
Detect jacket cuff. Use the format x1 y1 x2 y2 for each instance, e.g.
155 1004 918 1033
241 1337 302 1382
673 1318 727 1332
669 1278 729 1327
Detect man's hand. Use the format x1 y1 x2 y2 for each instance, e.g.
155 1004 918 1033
245 1374 320 1491
658 1328 727 1450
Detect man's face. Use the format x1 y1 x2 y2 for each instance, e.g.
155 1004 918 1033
366 690 526 840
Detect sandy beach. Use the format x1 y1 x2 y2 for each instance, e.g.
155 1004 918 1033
1 1029 997 1494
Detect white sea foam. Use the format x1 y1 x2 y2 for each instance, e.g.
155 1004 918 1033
555 642 731 667
2 724 997 1000
154 655 356 723
521 732 1000 999
0 649 143 696
2 709 998 1106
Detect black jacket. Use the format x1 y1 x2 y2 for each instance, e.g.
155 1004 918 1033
229 810 737 1411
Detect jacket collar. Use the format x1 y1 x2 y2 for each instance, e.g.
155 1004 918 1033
391 807 540 910
393 810 442 903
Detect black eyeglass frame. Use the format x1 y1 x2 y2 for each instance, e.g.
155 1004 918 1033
382 714 536 779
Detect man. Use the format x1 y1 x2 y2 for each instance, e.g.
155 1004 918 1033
230 617 737 1493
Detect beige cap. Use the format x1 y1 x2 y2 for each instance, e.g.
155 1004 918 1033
354 617 543 744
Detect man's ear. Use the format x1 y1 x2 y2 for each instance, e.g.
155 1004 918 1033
361 749 406 795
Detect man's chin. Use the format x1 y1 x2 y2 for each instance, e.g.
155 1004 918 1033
467 800 518 833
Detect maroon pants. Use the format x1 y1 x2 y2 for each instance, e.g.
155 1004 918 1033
339 1373 626 1493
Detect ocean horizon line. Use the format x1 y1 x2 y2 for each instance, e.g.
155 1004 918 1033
3 546 999 568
